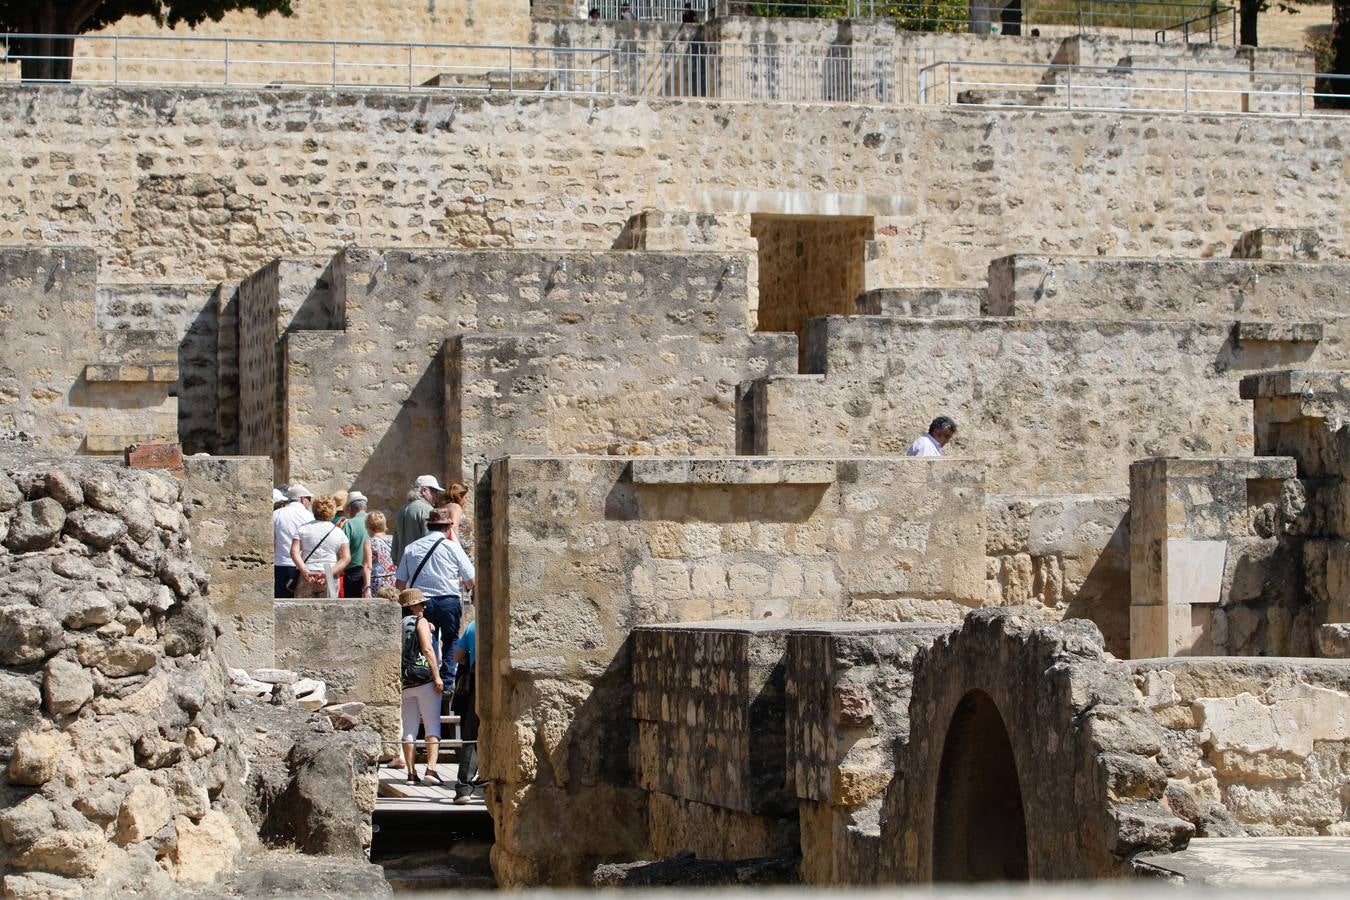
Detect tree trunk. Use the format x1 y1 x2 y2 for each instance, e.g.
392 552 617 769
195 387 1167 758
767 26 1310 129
1330 0 1350 105
9 0 103 82
1239 0 1259 47
15 36 76 82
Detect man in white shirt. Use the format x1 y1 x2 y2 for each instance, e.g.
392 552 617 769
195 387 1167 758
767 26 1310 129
273 483 314 597
397 506 476 682
906 416 958 458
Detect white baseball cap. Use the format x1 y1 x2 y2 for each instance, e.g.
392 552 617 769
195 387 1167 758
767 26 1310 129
347 491 368 505
414 475 444 492
286 483 315 500
272 488 286 504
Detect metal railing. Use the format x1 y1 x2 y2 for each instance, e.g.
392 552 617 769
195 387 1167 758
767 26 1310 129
1154 4 1235 45
581 0 1237 43
3 32 1342 117
916 58 1347 117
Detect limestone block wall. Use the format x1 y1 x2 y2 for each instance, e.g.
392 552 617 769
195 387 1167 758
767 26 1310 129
1242 369 1350 658
987 255 1350 367
76 0 535 84
1134 658 1350 836
632 623 799 860
273 600 401 743
278 248 794 510
876 609 1191 882
751 215 872 351
634 623 791 815
745 316 1318 495
1128 456 1305 659
786 622 955 886
0 452 254 895
985 494 1131 658
0 247 177 455
95 283 220 454
236 257 333 467
180 457 274 671
476 454 986 886
4 89 1347 290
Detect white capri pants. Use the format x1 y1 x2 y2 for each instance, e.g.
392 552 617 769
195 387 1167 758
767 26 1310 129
401 682 443 743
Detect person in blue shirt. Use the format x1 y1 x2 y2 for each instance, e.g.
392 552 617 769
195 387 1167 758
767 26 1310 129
452 620 480 803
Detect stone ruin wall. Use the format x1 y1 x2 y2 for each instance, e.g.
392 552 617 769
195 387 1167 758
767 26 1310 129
0 451 389 896
2 88 1343 290
476 455 987 884
0 453 252 896
1136 658 1350 838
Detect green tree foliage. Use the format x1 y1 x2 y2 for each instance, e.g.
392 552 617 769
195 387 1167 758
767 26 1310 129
1 0 293 81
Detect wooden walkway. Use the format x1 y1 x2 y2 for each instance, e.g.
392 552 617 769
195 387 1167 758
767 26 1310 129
376 763 487 813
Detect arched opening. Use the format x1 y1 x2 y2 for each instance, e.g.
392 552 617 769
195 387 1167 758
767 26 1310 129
932 689 1029 882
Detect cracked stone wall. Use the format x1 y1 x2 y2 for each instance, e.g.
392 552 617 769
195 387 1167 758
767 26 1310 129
1134 658 1350 837
2 88 1344 289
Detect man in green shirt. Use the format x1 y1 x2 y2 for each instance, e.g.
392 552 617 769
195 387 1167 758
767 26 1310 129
392 474 444 564
342 491 371 598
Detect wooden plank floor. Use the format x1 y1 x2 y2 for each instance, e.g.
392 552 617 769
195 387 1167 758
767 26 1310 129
376 763 487 812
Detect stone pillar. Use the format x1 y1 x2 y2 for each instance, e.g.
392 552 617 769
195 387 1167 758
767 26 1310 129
1128 456 1296 659
1241 369 1350 658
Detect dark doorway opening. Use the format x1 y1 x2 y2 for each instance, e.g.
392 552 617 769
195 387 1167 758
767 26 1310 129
932 689 1029 882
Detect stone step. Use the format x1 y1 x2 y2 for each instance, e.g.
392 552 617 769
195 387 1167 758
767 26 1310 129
84 363 179 384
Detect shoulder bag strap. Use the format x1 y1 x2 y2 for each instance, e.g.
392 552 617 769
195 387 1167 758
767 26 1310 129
303 525 340 564
408 534 447 588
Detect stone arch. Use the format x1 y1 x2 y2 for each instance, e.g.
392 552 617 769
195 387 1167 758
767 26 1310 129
931 689 1028 882
878 608 1192 883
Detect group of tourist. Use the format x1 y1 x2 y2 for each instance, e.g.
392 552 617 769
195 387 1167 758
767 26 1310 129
271 473 482 802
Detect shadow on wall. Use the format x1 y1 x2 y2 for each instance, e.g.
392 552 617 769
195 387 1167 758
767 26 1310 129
353 347 446 515
1063 513 1131 659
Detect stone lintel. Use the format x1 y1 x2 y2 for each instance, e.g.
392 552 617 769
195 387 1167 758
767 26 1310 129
629 458 836 485
87 433 176 455
1234 321 1323 345
1239 369 1350 401
1130 456 1296 482
85 364 179 383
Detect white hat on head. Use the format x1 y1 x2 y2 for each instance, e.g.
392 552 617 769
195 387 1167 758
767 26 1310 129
272 489 286 504
347 491 368 505
286 483 315 500
413 475 444 493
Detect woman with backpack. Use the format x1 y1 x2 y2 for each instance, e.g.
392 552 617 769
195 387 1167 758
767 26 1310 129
398 588 445 784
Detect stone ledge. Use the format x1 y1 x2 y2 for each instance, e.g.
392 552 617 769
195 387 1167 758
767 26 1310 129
85 364 179 383
1130 456 1296 481
85 431 177 453
1234 321 1323 345
629 458 836 485
1239 369 1350 400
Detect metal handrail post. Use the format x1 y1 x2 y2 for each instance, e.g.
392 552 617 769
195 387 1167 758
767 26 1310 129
1184 69 1189 111
331 42 337 88
1066 65 1073 109
113 35 119 85
224 38 230 85
946 63 951 105
509 46 514 92
407 44 413 88
1299 77 1304 116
